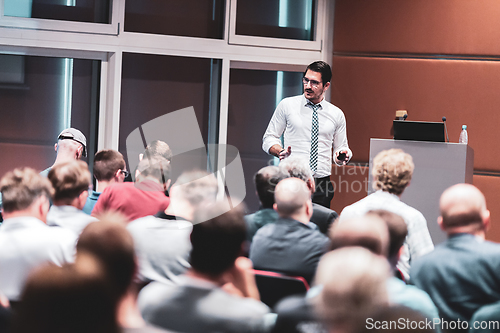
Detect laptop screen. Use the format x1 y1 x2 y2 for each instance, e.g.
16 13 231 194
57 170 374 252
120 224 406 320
393 120 445 142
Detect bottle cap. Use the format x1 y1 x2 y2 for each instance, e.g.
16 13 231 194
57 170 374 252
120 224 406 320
462 125 467 130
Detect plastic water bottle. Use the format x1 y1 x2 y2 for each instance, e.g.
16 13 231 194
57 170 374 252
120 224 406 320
459 125 468 144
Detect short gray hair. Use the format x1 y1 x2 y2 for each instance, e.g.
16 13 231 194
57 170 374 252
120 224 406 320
173 170 218 207
279 156 312 182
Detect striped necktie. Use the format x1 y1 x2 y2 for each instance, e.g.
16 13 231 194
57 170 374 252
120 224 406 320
308 101 320 173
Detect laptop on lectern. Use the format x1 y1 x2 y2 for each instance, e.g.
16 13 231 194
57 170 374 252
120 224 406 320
393 120 445 142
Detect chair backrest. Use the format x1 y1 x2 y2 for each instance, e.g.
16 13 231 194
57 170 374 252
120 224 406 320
253 270 310 309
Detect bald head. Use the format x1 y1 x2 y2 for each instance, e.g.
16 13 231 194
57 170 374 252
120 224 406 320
274 178 311 219
329 215 389 257
439 184 489 232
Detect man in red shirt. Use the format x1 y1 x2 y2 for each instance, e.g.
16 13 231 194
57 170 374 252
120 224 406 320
92 156 170 221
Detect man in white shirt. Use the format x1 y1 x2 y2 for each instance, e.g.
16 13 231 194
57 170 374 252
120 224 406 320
340 149 434 281
262 61 352 208
0 167 77 301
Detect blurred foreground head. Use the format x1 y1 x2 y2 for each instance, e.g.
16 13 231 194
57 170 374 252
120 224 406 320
315 247 390 333
13 256 119 333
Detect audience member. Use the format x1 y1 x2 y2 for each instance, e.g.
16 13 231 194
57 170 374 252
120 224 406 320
366 210 440 326
76 214 174 333
314 247 391 333
273 214 389 333
329 214 389 256
0 168 77 301
40 127 87 177
0 127 87 211
279 156 338 234
139 203 271 333
83 149 127 214
245 166 285 241
274 212 439 333
92 156 170 221
128 170 218 284
46 160 97 235
12 256 120 333
411 183 500 324
250 177 330 284
135 140 173 180
340 148 434 280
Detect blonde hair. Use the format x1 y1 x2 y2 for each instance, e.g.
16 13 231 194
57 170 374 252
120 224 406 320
0 167 53 213
372 149 414 196
48 160 91 204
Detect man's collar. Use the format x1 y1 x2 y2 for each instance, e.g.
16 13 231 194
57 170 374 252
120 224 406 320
302 94 324 108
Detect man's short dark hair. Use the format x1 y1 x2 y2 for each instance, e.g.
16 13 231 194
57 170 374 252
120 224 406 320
76 215 135 299
304 61 332 85
0 167 53 213
93 150 126 181
254 166 285 209
15 261 119 333
190 204 246 277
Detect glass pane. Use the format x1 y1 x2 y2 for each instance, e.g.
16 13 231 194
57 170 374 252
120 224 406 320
236 0 315 41
125 0 225 39
4 0 111 24
227 69 303 212
120 53 221 181
0 54 100 179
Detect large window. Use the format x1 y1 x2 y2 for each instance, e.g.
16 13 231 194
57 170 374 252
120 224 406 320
0 0 331 207
4 0 111 23
235 0 315 41
227 68 303 211
0 54 100 178
125 0 225 38
119 53 221 181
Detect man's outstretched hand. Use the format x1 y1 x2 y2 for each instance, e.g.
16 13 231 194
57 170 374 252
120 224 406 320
279 146 292 160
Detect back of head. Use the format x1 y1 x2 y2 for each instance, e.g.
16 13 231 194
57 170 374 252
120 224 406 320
372 149 414 196
366 210 407 262
57 127 87 158
76 212 135 299
136 156 171 185
0 167 53 214
142 140 172 162
274 178 311 217
254 166 285 208
14 260 119 333
315 247 390 332
440 183 488 231
329 215 389 257
48 160 90 204
278 156 313 183
304 61 332 85
173 170 218 207
93 149 125 181
191 203 246 277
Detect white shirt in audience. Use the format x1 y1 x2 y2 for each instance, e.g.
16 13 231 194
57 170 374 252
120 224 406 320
0 216 77 300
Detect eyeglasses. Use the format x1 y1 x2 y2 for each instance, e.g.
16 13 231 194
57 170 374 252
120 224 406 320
120 170 130 178
302 77 321 88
